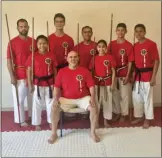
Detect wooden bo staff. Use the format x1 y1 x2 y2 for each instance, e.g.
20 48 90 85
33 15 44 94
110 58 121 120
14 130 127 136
5 14 21 127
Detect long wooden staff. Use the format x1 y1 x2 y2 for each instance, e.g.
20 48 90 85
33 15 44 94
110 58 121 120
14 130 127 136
5 14 21 127
77 22 79 54
47 21 49 52
31 17 34 82
109 13 113 53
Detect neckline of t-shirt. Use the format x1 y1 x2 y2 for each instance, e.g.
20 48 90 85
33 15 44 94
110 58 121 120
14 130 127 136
137 38 148 45
116 39 126 45
54 33 66 38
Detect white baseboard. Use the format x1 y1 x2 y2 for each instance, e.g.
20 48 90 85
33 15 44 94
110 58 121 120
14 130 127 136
1 103 161 112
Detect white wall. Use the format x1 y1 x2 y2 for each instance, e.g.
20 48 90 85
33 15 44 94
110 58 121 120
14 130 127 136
1 1 161 108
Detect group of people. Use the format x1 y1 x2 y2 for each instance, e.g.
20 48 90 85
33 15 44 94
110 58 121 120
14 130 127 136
6 13 160 144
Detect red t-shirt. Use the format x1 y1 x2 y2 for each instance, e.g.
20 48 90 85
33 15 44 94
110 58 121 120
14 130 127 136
7 36 37 80
108 40 134 77
26 52 58 86
73 41 97 68
89 54 116 86
54 66 94 99
48 33 74 66
134 38 159 82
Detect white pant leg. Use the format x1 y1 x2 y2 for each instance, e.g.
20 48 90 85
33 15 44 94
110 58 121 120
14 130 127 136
32 86 45 126
102 86 112 120
27 88 33 118
12 79 27 123
112 87 121 114
119 78 132 116
132 81 144 118
143 82 154 120
45 86 54 123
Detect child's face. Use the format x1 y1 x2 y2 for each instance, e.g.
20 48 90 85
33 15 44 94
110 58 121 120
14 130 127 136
116 27 127 38
37 39 48 53
97 43 107 55
135 27 146 40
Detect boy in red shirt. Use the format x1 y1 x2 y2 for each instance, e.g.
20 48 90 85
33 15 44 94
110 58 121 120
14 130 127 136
132 24 160 128
7 19 36 126
48 13 74 71
108 23 134 122
48 51 100 144
90 40 116 127
73 26 97 68
26 35 57 131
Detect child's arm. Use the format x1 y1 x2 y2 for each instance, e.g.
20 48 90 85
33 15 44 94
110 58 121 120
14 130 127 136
27 66 34 93
111 67 116 90
150 60 160 86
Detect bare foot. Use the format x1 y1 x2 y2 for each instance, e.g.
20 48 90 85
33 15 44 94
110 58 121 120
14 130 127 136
90 133 100 143
35 125 41 131
20 122 28 127
119 116 126 123
131 118 143 124
143 120 150 129
48 134 58 144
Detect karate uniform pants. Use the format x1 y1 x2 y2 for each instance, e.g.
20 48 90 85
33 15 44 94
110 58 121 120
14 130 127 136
32 85 54 125
132 81 154 120
95 86 112 120
12 79 32 123
112 77 132 116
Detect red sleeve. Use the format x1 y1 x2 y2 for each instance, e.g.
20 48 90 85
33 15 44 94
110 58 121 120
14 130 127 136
34 39 38 52
150 42 159 60
89 58 93 70
107 42 113 54
72 45 78 52
86 70 95 88
109 55 116 68
69 38 74 51
54 70 62 88
52 54 58 68
25 55 32 67
127 44 134 62
7 42 14 59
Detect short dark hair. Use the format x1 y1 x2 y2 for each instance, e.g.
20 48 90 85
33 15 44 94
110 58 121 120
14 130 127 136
134 24 146 32
82 26 92 32
97 39 107 47
54 13 65 22
36 35 48 43
116 23 127 30
17 19 28 26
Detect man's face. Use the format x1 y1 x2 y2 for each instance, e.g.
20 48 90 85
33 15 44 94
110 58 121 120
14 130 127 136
82 28 93 41
17 21 29 36
54 17 65 30
134 27 146 40
67 51 79 68
116 27 127 38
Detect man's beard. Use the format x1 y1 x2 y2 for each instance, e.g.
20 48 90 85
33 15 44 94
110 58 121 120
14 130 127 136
19 31 28 36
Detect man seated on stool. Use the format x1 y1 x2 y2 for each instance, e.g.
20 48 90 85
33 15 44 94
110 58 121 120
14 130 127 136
48 51 100 144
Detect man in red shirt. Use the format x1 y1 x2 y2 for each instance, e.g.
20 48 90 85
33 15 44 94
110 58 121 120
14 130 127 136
108 23 134 122
7 19 36 126
26 35 57 131
73 26 97 68
48 13 74 71
132 24 160 128
48 51 100 144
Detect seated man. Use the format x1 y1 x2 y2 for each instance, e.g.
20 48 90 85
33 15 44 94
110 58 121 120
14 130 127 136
48 51 100 144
